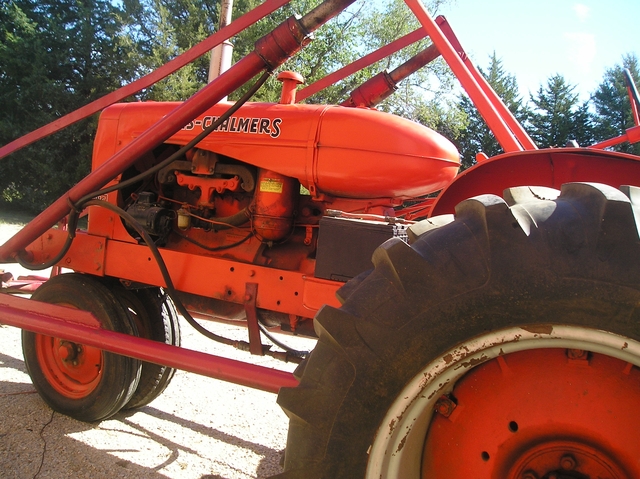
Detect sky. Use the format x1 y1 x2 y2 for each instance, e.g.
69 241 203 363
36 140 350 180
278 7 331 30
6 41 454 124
429 0 640 102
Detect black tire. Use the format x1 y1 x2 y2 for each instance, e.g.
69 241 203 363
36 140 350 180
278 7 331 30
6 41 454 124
113 286 181 409
276 183 640 478
22 273 141 422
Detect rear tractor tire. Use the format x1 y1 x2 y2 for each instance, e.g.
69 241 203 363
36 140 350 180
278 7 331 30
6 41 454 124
276 183 640 479
22 273 141 422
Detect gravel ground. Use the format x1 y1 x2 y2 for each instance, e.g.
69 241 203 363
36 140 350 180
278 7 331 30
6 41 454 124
0 217 316 479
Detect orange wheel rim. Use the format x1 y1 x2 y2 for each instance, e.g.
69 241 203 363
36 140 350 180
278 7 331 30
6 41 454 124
422 349 640 478
35 334 103 398
34 301 104 399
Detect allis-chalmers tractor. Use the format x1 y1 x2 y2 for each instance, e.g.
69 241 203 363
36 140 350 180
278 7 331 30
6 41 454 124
2 0 640 477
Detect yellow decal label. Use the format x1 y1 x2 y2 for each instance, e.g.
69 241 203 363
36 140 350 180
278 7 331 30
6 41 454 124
260 178 284 194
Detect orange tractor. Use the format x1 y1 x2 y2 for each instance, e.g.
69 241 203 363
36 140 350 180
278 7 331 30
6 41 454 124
2 0 640 477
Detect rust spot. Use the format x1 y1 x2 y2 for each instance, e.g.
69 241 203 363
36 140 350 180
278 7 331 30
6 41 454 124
388 418 396 434
521 324 553 335
396 434 407 452
622 342 629 350
443 353 454 364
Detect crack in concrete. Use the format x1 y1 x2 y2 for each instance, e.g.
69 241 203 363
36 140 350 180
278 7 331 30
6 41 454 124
33 410 55 479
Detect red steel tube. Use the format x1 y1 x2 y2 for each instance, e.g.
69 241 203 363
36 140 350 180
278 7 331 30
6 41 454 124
629 86 640 126
403 0 523 152
590 125 640 149
0 0 291 161
341 43 441 108
590 133 629 150
297 27 428 102
0 295 298 393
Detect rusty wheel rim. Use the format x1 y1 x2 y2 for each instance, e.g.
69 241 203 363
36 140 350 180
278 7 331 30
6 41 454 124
364 326 640 479
423 348 638 478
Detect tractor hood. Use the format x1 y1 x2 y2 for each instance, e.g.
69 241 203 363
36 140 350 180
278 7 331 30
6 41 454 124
96 101 460 200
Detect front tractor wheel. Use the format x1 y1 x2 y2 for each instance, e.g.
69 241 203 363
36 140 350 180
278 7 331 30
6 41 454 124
276 183 640 479
23 274 141 422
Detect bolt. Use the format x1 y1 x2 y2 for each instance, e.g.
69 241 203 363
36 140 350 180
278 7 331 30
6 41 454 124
58 342 77 362
248 270 255 277
560 454 577 470
567 348 587 360
521 471 538 479
65 257 72 264
434 395 456 417
245 294 252 302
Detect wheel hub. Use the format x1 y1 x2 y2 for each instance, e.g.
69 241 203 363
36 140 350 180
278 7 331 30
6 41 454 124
508 441 627 479
57 341 79 362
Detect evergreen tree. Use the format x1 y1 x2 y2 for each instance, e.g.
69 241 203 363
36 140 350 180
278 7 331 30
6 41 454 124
592 54 640 155
0 0 142 212
528 74 593 148
456 53 528 169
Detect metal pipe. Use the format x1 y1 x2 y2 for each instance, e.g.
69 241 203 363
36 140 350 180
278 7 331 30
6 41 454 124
298 27 427 102
0 294 298 393
624 69 640 126
341 43 440 108
436 16 537 150
298 0 356 32
388 43 440 84
209 0 235 84
589 125 640 149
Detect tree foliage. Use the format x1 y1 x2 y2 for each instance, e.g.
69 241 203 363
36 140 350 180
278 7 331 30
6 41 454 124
527 74 593 148
132 0 456 108
0 0 142 212
455 53 528 169
591 53 640 155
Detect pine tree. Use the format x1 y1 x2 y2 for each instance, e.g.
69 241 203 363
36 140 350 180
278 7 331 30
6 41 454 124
592 54 640 155
528 74 593 148
0 0 143 212
456 53 528 169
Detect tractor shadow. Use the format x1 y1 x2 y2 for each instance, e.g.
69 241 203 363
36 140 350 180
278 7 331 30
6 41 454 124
0 348 283 478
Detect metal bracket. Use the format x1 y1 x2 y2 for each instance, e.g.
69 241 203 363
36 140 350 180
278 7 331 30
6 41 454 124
244 282 264 356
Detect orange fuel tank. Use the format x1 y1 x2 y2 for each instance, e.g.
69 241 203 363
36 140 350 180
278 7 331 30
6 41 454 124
94 101 460 200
